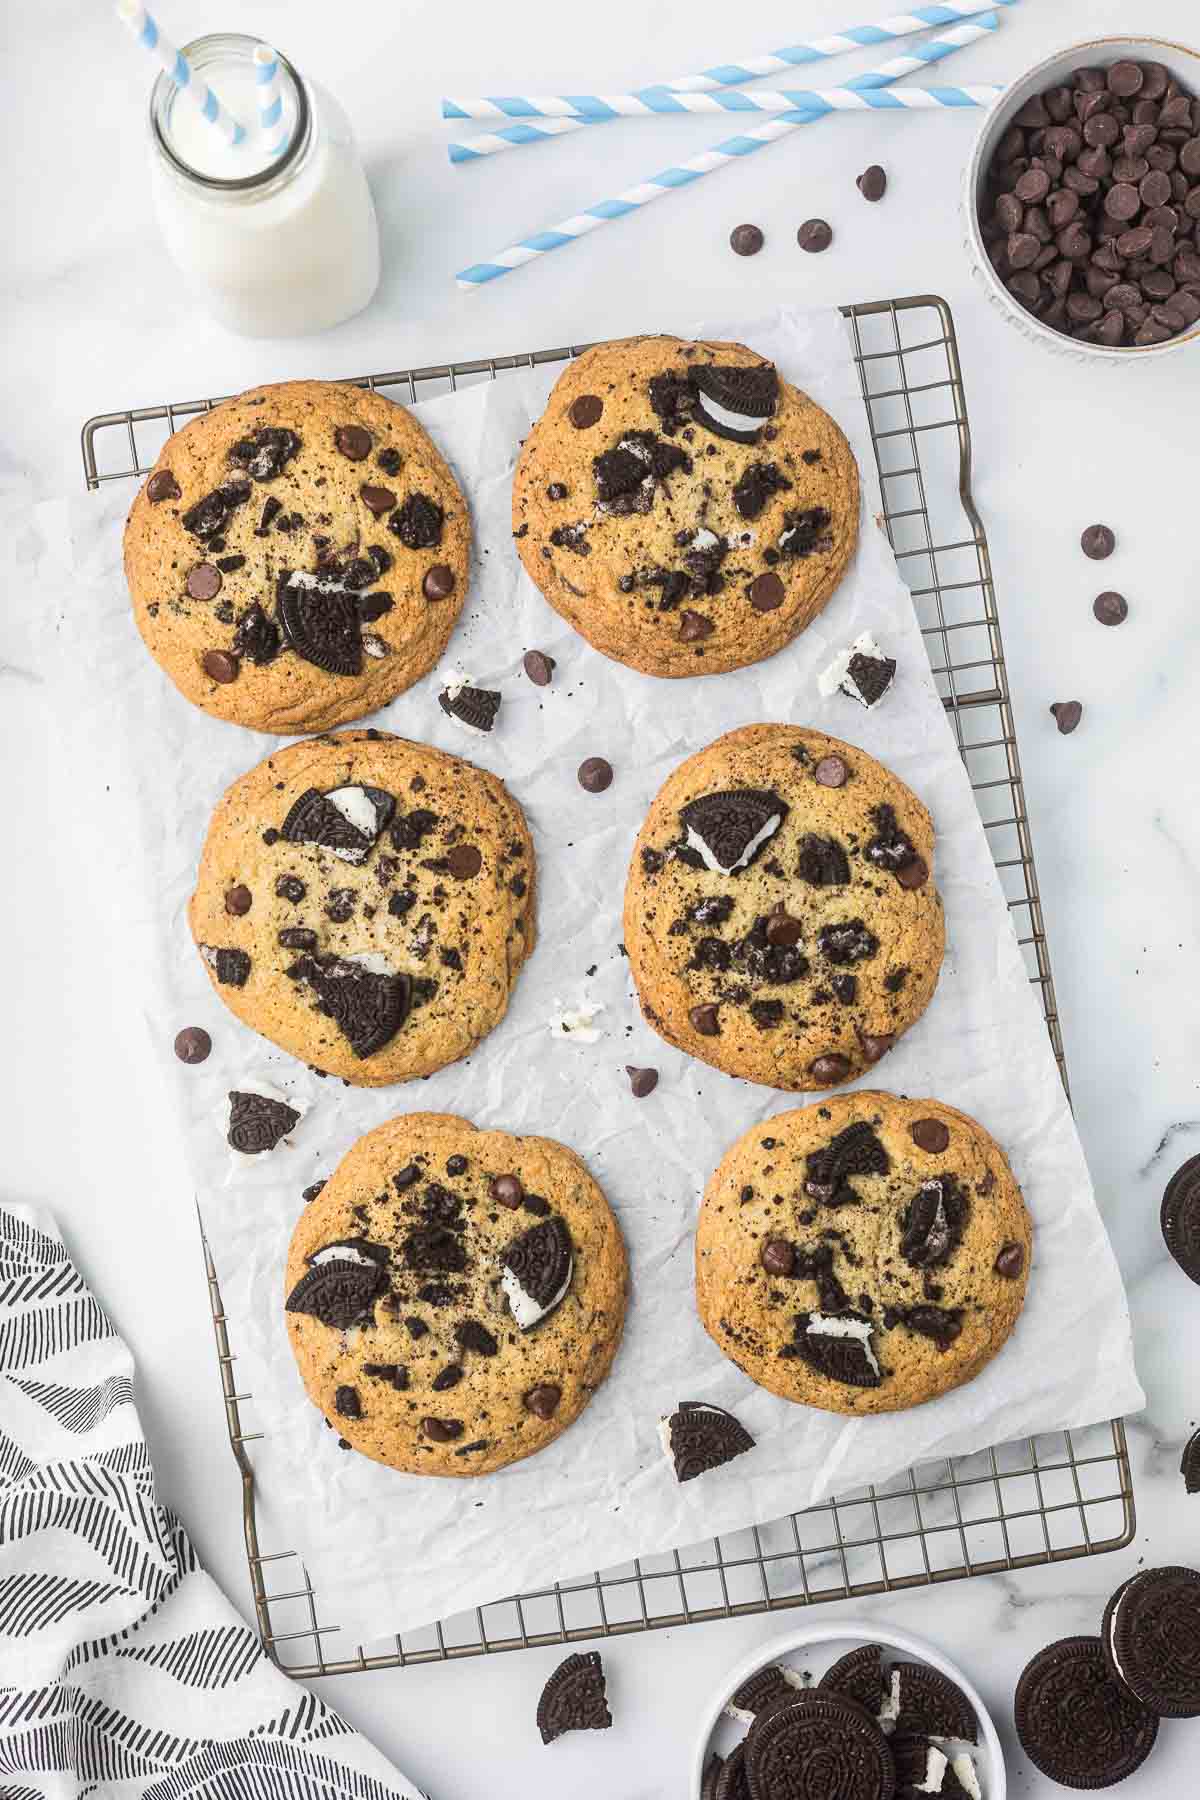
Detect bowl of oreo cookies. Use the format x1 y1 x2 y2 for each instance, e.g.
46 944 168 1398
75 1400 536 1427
693 1619 1003 1799
965 36 1200 357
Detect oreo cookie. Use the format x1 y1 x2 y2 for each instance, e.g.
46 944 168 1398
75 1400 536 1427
663 1400 755 1483
1015 1635 1158 1788
501 1216 573 1329
804 1121 889 1206
784 1311 881 1388
277 572 363 675
713 1742 750 1800
1182 1428 1200 1496
743 1691 895 1800
1161 1154 1200 1284
1102 1565 1200 1716
687 362 779 445
280 784 395 864
727 1663 801 1723
890 1662 976 1742
439 683 501 733
679 789 788 875
536 1650 612 1745
892 1735 948 1799
285 1241 387 1329
820 1643 885 1717
226 1089 300 1155
289 953 411 1058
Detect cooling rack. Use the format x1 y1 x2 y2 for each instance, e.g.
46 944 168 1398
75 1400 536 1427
83 295 1135 1677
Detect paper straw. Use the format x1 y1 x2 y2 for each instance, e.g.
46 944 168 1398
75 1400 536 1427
450 83 1004 163
116 1 247 145
456 13 999 289
442 0 1014 120
253 43 290 156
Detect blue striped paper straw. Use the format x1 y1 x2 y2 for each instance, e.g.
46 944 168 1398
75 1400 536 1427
456 13 999 288
450 83 1004 163
253 43 290 157
116 1 247 146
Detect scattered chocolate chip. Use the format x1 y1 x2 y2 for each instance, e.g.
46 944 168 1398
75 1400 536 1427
813 754 848 788
173 1026 211 1064
146 469 181 504
186 561 222 600
679 609 714 642
422 1417 464 1442
895 855 930 890
224 884 252 916
857 1029 895 1063
202 649 239 684
525 1383 562 1419
1050 699 1083 733
798 218 833 253
690 1004 720 1037
994 1241 1026 1279
857 164 887 201
335 424 372 461
625 1065 658 1098
431 1363 463 1392
359 483 396 517
523 649 556 685
760 1237 795 1276
1081 523 1116 559
490 1174 525 1209
569 394 603 429
730 222 765 255
809 1053 852 1085
911 1117 950 1154
443 844 482 880
1093 589 1128 625
578 756 613 793
765 908 804 947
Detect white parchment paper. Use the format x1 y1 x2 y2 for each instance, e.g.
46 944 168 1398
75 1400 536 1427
24 308 1143 1649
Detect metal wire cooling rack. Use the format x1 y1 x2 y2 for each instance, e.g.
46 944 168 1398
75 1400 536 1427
83 296 1134 1678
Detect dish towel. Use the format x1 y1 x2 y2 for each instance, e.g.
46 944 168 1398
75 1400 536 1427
0 1200 428 1798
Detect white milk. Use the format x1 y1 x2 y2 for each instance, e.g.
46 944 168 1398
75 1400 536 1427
148 35 380 337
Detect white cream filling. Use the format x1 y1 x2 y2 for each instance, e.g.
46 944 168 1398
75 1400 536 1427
1107 1602 1135 1689
344 950 396 977
362 633 389 658
685 810 781 874
806 1312 881 1378
325 784 384 842
817 632 892 705
695 393 768 436
501 1253 573 1330
287 569 353 594
549 1000 605 1042
721 1664 810 1724
877 1666 901 1730
308 1242 377 1270
950 1752 981 1800
689 527 721 551
914 1745 948 1793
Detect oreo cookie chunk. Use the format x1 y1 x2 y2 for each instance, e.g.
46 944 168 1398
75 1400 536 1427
226 1086 302 1155
892 1735 948 1799
819 632 897 708
725 1662 805 1724
1161 1153 1200 1284
743 1692 896 1800
625 725 944 1092
662 1400 755 1482
821 1643 886 1718
713 1742 751 1800
190 732 535 1086
512 337 859 679
890 1663 977 1741
1182 1428 1200 1496
284 1113 627 1476
124 379 470 733
439 679 501 734
696 1092 1031 1415
1015 1635 1159 1788
1102 1565 1200 1716
536 1651 612 1744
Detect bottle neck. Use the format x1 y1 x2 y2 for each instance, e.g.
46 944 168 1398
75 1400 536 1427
149 33 313 201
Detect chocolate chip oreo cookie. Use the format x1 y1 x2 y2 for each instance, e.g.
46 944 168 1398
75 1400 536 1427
1161 1153 1200 1284
511 336 859 678
743 1692 896 1800
1015 1635 1159 1788
695 1092 1031 1414
125 380 470 732
190 730 534 1085
284 1112 628 1476
1102 1565 1200 1716
623 725 943 1089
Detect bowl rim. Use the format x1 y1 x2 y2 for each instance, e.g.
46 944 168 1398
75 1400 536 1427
689 1614 1006 1798
963 32 1200 361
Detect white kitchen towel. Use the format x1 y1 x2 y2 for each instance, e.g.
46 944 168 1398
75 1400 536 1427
0 1200 427 1799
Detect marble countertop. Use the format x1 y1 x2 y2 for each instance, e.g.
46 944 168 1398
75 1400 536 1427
4 1 1199 1793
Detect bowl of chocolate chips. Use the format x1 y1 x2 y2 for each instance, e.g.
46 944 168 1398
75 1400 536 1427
966 36 1200 356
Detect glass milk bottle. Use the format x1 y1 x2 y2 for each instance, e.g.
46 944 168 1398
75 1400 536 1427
148 34 380 336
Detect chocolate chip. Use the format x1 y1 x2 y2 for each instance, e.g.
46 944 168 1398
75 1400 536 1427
578 756 613 793
446 1153 467 1174
376 446 402 476
278 927 317 951
894 855 930 890
1093 589 1128 625
625 1065 658 1098
186 562 222 600
147 469 180 503
1050 699 1084 733
490 1174 524 1209
679 609 714 642
421 563 455 602
431 1364 463 1391
224 884 252 916
174 1026 211 1064
857 1030 895 1063
690 1004 720 1036
394 1164 420 1192
760 1237 794 1276
813 755 848 788
422 1418 464 1442
546 481 568 500
765 908 803 947
1081 522 1116 559
730 223 764 255
994 1241 1026 1278
445 844 482 879
797 218 833 253
857 164 887 202
335 424 372 460
523 649 556 685
1108 60 1144 98
749 571 785 612
809 1053 852 1084
569 394 603 428
359 484 396 517
525 1383 561 1418
202 649 239 684
911 1117 950 1153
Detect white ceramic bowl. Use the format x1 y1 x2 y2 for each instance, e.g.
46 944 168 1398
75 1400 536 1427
963 34 1200 362
691 1617 1005 1798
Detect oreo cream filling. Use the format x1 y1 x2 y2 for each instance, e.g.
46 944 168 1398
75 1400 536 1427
324 785 390 854
818 632 895 707
806 1311 881 1378
694 395 768 438
913 1746 948 1794
878 1667 901 1730
950 1753 981 1800
720 1664 809 1725
501 1251 573 1329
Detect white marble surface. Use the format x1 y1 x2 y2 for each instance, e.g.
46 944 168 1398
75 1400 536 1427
3 1 1199 1794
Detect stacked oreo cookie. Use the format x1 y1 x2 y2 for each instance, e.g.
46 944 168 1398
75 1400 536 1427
1015 1564 1200 1788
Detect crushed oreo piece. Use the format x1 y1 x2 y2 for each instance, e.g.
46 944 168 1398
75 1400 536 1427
778 506 833 559
206 947 251 988
182 479 251 540
232 603 281 665
286 1251 385 1329
290 953 411 1057
786 1311 881 1386
455 1320 499 1357
226 1090 299 1154
896 1304 965 1351
817 919 879 965
390 492 444 549
664 1401 755 1482
805 1121 889 1206
797 834 850 887
227 425 300 482
537 1651 612 1745
899 1176 969 1270
439 684 500 732
732 461 792 520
